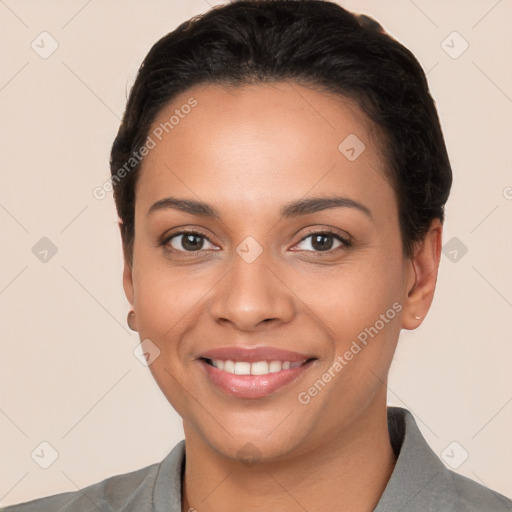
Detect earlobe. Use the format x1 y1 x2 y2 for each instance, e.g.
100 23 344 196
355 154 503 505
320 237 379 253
401 219 443 330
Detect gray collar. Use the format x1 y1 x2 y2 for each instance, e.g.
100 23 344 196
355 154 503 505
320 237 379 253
152 407 510 511
374 407 453 511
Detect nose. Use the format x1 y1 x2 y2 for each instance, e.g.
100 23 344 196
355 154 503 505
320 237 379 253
209 252 296 332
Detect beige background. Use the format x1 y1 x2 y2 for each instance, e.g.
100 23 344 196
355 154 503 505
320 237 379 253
1 0 511 507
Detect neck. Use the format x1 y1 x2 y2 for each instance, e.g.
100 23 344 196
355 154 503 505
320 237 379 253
181 398 396 512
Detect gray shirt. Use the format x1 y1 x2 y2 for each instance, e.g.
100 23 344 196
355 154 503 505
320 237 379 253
3 407 511 511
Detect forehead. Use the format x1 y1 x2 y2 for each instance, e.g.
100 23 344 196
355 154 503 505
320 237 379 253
136 81 394 219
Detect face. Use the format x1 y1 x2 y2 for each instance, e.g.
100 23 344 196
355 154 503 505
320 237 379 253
123 81 429 463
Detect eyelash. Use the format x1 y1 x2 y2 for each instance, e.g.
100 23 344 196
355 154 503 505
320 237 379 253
158 228 352 257
295 228 353 254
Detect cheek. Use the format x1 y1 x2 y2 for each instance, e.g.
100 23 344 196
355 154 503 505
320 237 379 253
296 249 405 366
131 258 208 415
134 272 203 338
131 247 208 350
298 255 403 327
297 263 403 420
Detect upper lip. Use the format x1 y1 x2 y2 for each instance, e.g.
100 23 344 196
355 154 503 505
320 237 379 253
199 346 315 363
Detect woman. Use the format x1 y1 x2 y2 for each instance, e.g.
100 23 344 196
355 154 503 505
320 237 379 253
5 0 511 510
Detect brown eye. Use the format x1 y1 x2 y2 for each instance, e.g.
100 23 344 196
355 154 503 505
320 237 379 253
166 231 217 252
310 233 335 251
295 231 350 253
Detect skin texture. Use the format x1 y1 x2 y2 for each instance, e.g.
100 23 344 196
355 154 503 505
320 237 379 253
122 82 442 512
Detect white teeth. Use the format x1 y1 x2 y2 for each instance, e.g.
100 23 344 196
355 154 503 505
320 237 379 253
269 361 282 373
209 359 305 375
251 361 269 375
234 362 251 375
212 359 224 370
223 360 235 373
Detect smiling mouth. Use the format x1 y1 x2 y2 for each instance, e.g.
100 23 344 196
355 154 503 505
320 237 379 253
201 357 316 376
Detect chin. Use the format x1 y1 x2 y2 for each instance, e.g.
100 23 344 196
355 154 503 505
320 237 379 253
193 411 318 465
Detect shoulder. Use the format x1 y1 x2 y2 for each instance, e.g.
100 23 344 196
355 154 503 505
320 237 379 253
447 470 512 512
1 463 159 512
1 441 185 512
379 408 512 512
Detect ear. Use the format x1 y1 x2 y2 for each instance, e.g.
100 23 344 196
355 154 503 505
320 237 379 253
401 218 443 330
120 220 135 307
123 259 135 306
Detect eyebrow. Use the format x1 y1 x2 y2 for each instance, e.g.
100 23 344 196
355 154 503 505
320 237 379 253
147 195 372 220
